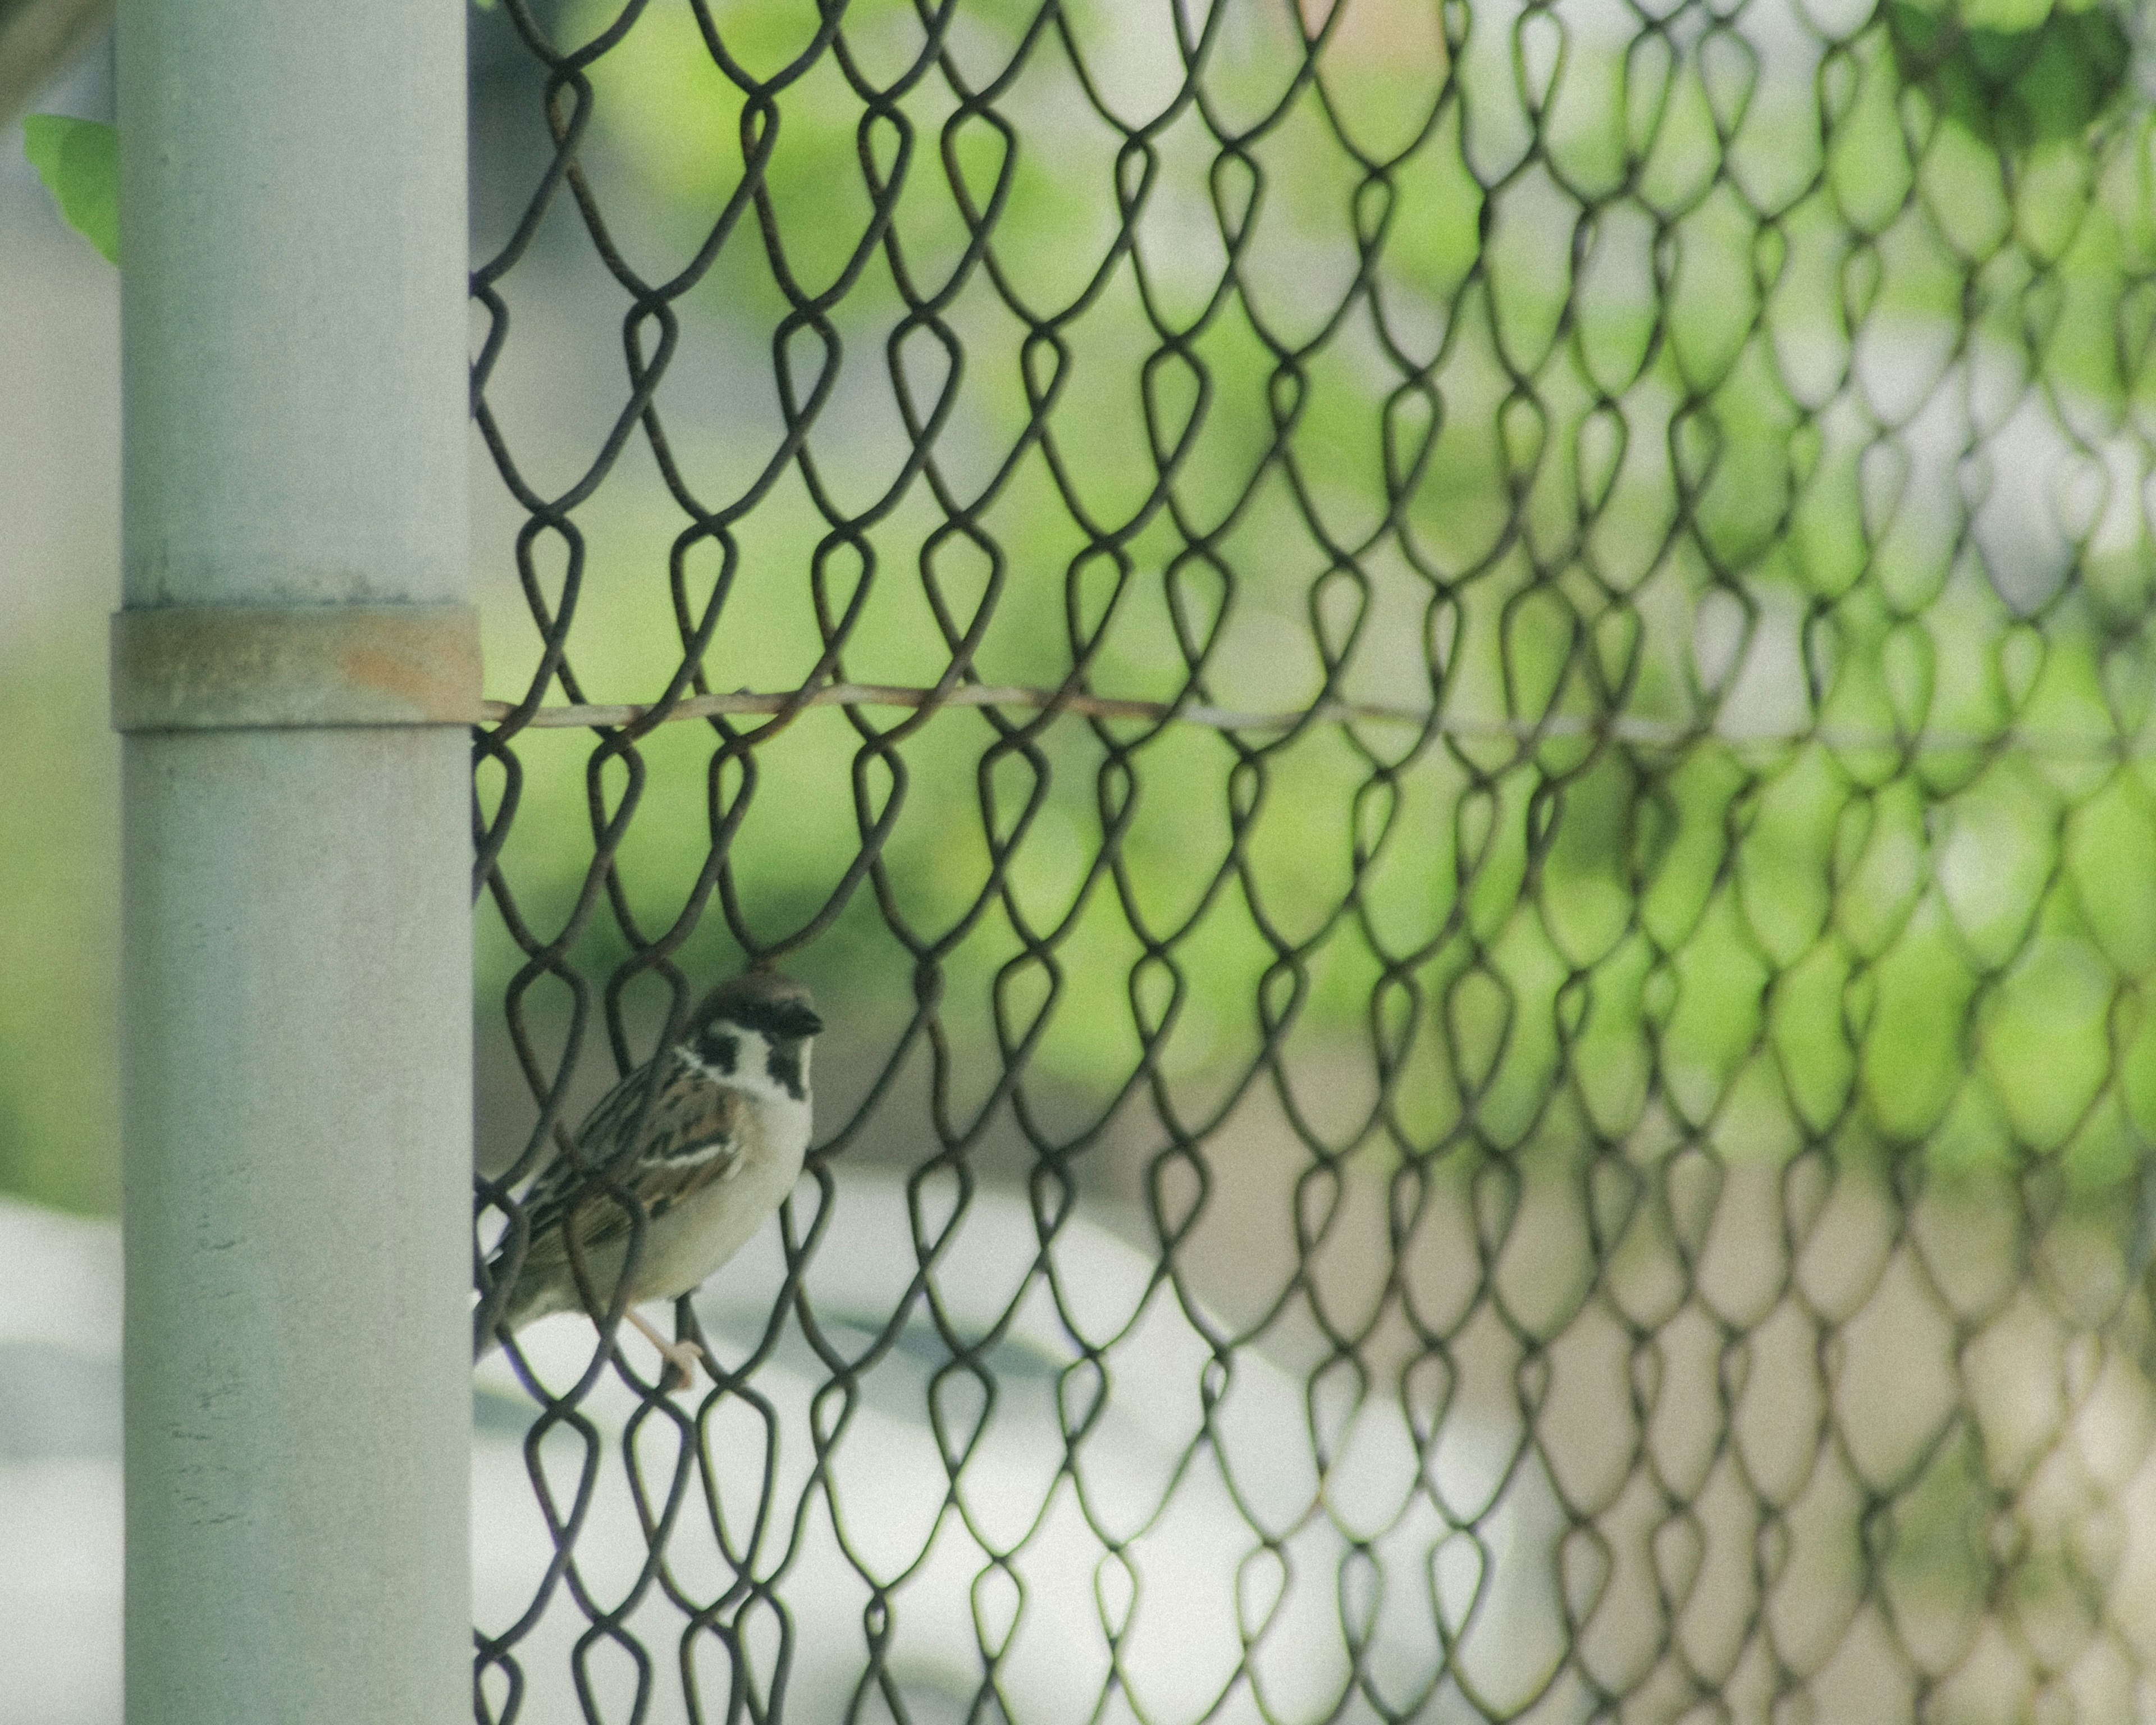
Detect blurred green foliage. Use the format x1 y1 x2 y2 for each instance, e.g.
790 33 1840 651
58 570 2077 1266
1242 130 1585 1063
8 0 2156 1215
0 604 119 1214
463 0 2156 1199
1886 0 2133 149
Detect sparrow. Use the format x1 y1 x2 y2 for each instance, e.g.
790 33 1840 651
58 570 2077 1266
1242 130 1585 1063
477 969 821 1383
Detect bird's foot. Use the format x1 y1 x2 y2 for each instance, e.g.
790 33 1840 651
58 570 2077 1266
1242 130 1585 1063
624 1307 712 1394
657 1336 709 1393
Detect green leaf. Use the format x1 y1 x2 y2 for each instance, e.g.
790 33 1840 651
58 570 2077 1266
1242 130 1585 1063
22 115 118 265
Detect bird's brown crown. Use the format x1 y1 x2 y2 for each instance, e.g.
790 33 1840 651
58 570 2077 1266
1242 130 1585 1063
689 971 823 1042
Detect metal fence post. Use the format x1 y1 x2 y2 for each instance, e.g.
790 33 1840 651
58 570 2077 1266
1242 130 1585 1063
115 3 471 1723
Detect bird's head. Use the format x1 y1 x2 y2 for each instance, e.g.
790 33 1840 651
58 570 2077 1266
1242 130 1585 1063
682 971 823 1103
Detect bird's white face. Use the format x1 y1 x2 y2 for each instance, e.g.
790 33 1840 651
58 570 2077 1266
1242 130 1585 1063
680 1015 815 1158
682 1016 809 1098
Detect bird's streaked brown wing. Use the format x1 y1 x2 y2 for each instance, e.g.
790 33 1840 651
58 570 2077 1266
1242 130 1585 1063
512 1053 750 1272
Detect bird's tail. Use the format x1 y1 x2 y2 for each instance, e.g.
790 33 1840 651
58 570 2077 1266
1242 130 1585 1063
473 1278 530 1362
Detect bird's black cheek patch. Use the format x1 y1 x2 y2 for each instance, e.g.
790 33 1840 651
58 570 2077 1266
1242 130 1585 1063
701 1032 739 1075
766 1041 807 1102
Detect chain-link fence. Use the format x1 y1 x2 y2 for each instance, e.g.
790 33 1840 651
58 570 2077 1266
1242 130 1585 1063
465 0 2156 1718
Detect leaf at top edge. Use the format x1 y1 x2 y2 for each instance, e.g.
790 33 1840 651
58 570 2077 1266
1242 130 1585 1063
22 115 118 266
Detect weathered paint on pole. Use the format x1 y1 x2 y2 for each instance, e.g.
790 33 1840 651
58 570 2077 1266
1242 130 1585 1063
115 1 471 1721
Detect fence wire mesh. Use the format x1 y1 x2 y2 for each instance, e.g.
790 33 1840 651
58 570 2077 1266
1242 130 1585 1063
466 0 2156 1718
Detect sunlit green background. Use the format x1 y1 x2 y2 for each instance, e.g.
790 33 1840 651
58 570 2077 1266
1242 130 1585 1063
6 2 2156 1188
11 0 2156 1215
460 0 2156 1212
1 105 117 1215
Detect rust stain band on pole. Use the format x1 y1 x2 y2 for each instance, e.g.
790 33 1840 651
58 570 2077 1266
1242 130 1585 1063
111 604 483 731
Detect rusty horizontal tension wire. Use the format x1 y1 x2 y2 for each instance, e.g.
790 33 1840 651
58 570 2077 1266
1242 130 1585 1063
479 681 2134 756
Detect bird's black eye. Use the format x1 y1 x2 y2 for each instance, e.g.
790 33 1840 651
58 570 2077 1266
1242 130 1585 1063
698 1030 738 1075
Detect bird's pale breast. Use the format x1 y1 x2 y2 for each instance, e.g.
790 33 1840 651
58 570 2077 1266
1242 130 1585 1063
627 1094 811 1302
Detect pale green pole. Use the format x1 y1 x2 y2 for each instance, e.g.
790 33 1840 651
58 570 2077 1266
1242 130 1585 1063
114 2 473 1722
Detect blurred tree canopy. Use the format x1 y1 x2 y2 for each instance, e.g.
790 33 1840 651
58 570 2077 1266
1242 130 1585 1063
0 605 117 1213
465 0 2156 1208
8 0 2156 1212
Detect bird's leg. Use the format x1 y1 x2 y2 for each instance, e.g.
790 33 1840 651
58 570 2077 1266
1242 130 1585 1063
624 1307 709 1390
